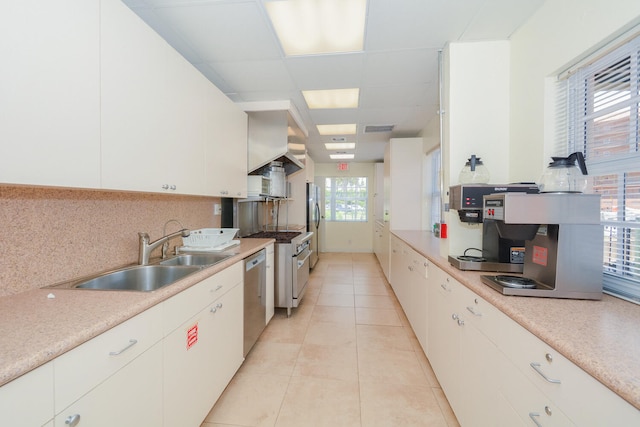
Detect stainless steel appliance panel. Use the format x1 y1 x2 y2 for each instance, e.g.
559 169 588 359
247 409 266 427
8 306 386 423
307 183 320 268
243 249 266 357
292 241 311 301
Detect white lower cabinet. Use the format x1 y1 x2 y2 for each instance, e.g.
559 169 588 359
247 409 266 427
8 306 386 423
163 275 244 427
54 343 163 427
501 314 640 426
266 243 275 324
421 260 640 426
0 361 54 426
389 235 429 353
162 262 244 427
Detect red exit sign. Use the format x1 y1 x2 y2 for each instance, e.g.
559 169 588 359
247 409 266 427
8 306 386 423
337 163 349 171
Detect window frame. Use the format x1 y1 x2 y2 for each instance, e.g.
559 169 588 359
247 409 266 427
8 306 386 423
324 176 368 222
561 32 640 304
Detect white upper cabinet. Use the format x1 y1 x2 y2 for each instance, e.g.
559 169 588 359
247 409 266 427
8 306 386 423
100 0 206 195
385 138 424 230
204 82 248 198
0 0 101 188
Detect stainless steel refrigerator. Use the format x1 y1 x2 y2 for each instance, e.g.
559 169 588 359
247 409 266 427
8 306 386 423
306 183 320 268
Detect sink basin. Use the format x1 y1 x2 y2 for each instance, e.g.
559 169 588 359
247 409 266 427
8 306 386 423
159 253 233 266
72 265 201 292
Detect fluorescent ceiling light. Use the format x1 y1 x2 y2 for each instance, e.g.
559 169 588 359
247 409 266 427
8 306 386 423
317 124 357 135
325 142 356 150
330 153 355 160
265 0 366 56
303 88 359 109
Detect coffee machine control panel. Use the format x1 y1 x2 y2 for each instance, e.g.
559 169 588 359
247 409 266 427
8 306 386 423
484 198 505 220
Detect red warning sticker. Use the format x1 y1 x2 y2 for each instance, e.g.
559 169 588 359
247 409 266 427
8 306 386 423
186 323 198 350
532 246 548 267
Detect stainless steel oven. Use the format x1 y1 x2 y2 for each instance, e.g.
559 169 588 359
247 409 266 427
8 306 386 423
242 230 313 316
291 238 311 308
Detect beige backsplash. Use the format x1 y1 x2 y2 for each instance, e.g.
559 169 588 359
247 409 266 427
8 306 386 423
0 185 221 297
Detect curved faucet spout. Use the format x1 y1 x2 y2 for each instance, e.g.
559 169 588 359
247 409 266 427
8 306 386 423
138 228 190 265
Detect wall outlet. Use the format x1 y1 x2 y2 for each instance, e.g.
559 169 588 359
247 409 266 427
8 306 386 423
214 203 221 215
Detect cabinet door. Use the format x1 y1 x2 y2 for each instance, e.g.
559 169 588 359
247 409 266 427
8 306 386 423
209 279 244 397
164 282 243 427
0 361 54 426
388 138 423 230
55 343 163 427
408 252 429 354
0 0 100 188
204 83 248 198
266 243 275 324
427 270 461 410
100 0 207 195
458 310 500 427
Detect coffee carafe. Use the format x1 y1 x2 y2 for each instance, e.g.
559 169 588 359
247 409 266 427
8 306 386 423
459 155 490 184
538 151 588 193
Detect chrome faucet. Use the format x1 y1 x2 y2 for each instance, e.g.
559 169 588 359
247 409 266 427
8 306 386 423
162 219 188 258
138 228 190 265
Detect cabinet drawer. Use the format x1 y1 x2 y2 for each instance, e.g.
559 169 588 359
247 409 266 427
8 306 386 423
502 318 640 425
54 303 163 411
500 351 575 427
55 342 163 427
163 261 242 335
0 361 54 426
458 285 504 346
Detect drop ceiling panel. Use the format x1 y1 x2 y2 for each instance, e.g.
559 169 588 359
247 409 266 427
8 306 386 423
210 59 294 92
152 2 281 62
460 0 546 40
308 109 359 126
360 85 433 109
365 0 484 50
362 49 437 87
285 54 366 90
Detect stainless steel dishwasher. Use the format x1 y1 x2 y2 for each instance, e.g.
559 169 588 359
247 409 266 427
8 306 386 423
243 248 266 357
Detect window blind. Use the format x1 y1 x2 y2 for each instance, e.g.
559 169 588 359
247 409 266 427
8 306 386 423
559 34 640 303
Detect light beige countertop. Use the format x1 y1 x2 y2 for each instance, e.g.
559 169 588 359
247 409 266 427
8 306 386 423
0 238 273 388
392 229 640 411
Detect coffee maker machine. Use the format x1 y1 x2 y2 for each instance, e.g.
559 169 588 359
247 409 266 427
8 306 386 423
448 184 539 272
480 192 603 300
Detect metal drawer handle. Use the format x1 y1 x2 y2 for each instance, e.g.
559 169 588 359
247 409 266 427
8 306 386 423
529 412 542 427
211 285 223 292
440 283 451 292
109 339 137 356
65 414 81 426
530 362 561 384
457 319 465 326
466 306 482 317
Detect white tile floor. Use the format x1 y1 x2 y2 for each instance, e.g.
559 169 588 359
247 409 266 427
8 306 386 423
201 253 460 427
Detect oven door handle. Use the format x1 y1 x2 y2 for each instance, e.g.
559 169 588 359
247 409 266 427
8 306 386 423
297 250 312 268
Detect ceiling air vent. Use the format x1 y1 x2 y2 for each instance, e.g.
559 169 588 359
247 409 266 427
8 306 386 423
364 125 395 133
331 137 347 142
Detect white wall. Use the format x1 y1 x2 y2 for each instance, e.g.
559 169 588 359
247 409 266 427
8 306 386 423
442 40 512 257
315 162 375 253
509 0 640 183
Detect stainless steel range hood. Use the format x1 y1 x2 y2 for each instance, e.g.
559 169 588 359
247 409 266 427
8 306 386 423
238 101 307 176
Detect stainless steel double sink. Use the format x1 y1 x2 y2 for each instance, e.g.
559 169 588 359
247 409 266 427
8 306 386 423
49 253 234 292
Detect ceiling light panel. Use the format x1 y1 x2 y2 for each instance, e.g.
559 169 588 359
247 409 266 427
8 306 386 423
316 124 357 135
325 142 356 150
303 88 359 109
330 153 355 160
265 0 366 56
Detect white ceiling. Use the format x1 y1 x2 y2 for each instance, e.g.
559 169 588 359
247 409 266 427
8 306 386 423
122 0 544 163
